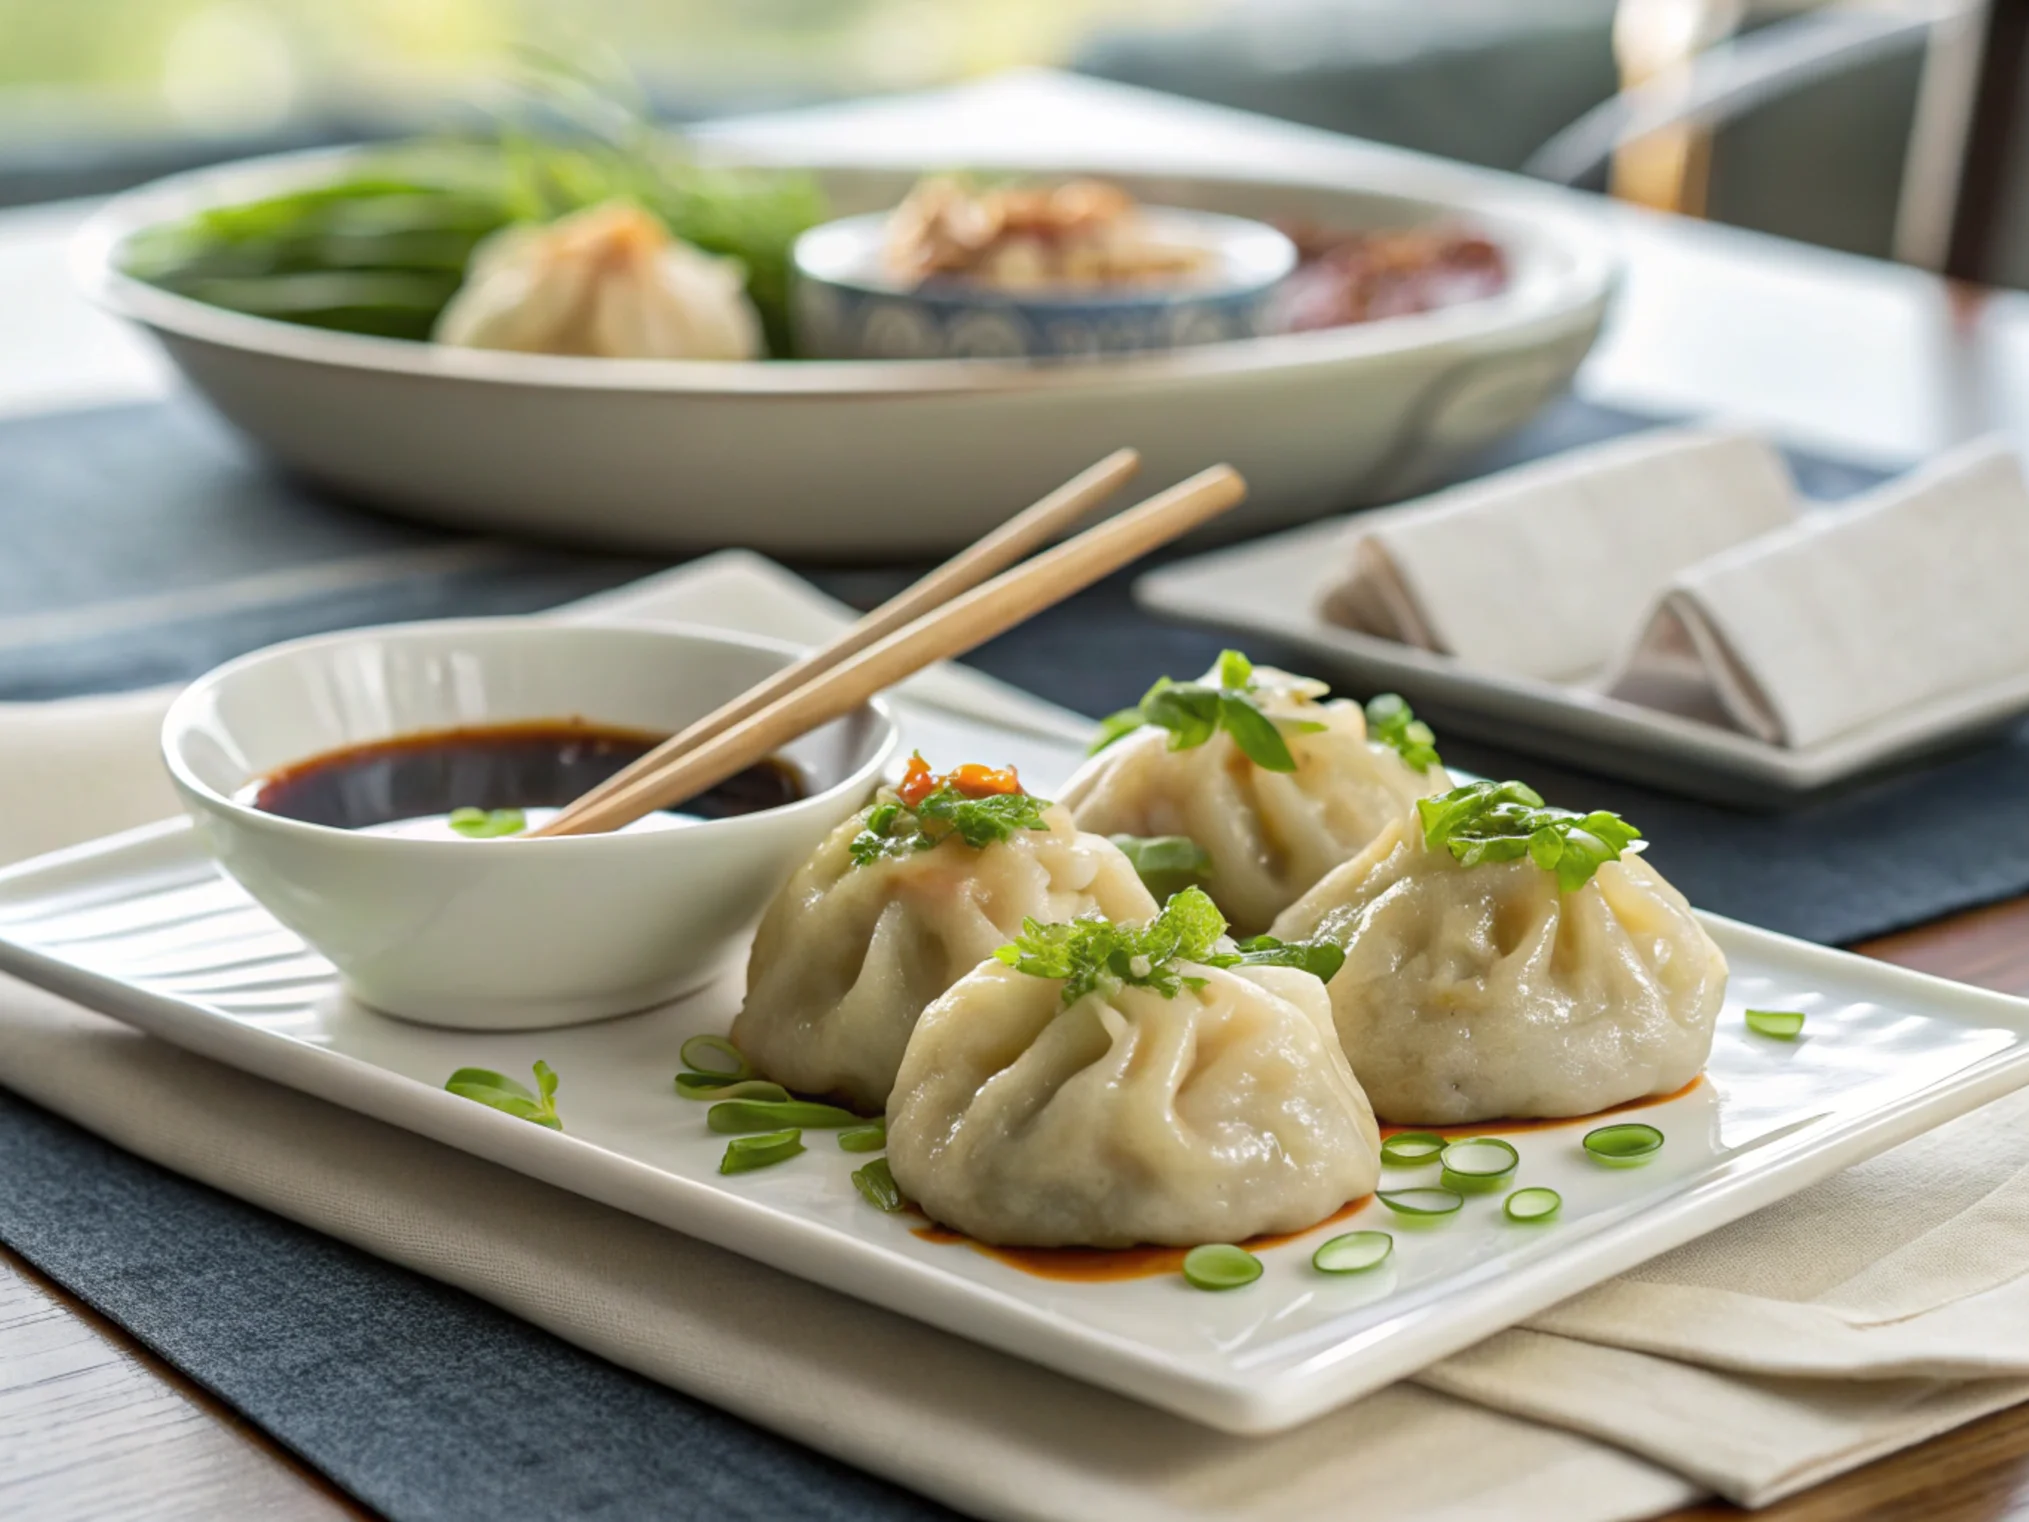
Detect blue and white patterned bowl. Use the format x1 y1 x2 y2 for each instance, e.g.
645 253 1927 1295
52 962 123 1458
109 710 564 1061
792 207 1298 361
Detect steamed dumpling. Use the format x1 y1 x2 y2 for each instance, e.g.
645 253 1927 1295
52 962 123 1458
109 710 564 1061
434 200 763 360
887 901 1380 1247
1272 782 1728 1124
733 760 1155 1114
1060 654 1450 935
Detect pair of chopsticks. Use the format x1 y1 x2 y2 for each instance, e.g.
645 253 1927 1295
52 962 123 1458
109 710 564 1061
531 450 1246 837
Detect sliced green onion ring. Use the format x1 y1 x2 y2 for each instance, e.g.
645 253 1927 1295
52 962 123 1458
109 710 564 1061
718 1128 803 1175
1745 1008 1806 1039
1182 1244 1263 1291
1376 1187 1463 1218
852 1157 904 1211
1583 1122 1665 1165
838 1122 887 1153
679 1034 753 1080
708 1098 864 1133
674 1073 789 1103
1438 1137 1518 1193
1380 1131 1446 1167
1504 1187 1563 1222
1312 1230 1394 1274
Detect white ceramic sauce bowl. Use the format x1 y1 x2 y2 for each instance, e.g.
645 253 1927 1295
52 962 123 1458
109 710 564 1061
161 619 898 1029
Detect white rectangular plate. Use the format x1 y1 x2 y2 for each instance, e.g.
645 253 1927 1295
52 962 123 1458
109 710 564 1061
4 712 2029 1435
1135 520 2029 803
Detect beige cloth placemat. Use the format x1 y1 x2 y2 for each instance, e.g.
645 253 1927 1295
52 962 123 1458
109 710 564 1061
0 980 1696 1522
7 553 2029 1517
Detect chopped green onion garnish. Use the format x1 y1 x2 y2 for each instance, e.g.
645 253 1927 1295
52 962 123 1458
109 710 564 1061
1745 1008 1806 1039
719 1128 804 1175
445 1060 561 1130
679 1034 753 1080
1504 1187 1563 1222
1312 1230 1394 1274
448 806 526 839
1181 1243 1263 1290
707 1098 864 1133
837 1122 887 1153
674 1073 789 1103
1376 1187 1463 1218
1438 1137 1519 1193
1380 1132 1446 1167
852 1157 904 1211
1583 1122 1665 1165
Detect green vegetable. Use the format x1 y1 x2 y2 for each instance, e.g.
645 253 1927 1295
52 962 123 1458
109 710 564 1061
996 886 1226 1004
680 1034 753 1079
1437 1137 1519 1193
674 1074 789 1103
1746 1008 1806 1039
1202 932 1346 985
719 1128 804 1175
1181 1243 1263 1291
445 1060 561 1130
448 806 526 838
995 887 1343 1008
1109 834 1214 900
1504 1187 1563 1222
1380 1132 1446 1167
707 1099 864 1133
852 1157 905 1212
849 788 1052 866
1312 1230 1394 1274
1364 693 1442 773
1090 649 1327 772
122 61 828 358
1376 1187 1463 1218
1583 1122 1665 1165
1416 780 1642 892
838 1122 887 1153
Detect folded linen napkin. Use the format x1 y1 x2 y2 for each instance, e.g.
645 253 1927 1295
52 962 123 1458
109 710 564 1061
6 553 2029 1520
1316 428 1797 683
1602 439 2029 747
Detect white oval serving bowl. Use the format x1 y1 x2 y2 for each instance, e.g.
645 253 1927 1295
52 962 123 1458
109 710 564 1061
73 153 1616 555
161 619 898 1029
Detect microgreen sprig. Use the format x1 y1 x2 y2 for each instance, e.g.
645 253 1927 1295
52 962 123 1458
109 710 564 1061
848 782 1052 867
445 1060 561 1129
1090 649 1327 773
1416 780 1643 893
1109 833 1214 900
1363 693 1442 773
995 886 1344 1006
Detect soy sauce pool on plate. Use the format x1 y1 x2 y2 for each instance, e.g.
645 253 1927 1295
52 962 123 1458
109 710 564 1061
243 719 805 835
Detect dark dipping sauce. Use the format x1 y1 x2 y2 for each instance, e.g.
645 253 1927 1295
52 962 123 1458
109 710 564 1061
248 719 805 830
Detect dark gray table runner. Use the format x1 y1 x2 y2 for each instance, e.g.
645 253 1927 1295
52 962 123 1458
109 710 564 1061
0 391 2016 1521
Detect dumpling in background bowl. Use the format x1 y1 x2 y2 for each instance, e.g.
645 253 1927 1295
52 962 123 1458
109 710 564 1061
732 756 1155 1115
1272 781 1729 1125
434 200 763 360
886 889 1379 1248
1060 652 1450 936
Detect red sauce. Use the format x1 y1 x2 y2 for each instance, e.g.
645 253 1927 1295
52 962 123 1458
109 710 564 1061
911 1197 1373 1283
908 1080 1708 1282
1377 1074 1706 1141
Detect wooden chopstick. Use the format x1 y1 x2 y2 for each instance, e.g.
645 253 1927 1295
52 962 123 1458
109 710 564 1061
542 449 1140 830
531 464 1247 838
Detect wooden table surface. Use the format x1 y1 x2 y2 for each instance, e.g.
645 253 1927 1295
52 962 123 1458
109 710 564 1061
7 70 2029 1522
